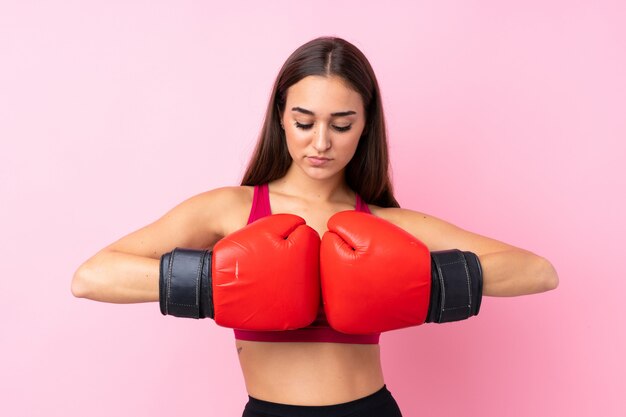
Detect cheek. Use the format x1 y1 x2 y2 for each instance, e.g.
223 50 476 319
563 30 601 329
284 131 307 155
339 135 361 158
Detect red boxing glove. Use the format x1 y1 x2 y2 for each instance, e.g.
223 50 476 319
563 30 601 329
214 213 321 330
160 214 321 331
320 211 482 334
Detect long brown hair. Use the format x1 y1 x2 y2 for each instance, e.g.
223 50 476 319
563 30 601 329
240 36 400 208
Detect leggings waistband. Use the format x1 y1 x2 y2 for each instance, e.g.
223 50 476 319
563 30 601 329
242 385 402 417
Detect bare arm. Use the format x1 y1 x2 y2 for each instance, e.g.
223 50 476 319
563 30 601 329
372 207 559 297
71 186 241 303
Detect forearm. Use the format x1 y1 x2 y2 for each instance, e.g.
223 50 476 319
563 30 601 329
480 250 559 297
72 250 160 303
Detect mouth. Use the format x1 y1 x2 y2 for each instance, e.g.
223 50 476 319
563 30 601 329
307 156 332 166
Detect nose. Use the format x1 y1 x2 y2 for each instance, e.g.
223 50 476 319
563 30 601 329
312 126 331 152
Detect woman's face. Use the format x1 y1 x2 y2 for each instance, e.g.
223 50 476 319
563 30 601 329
281 75 366 181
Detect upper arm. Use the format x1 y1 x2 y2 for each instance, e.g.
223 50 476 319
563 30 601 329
98 186 242 259
372 206 526 257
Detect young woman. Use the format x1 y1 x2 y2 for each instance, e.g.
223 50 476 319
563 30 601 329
71 36 559 417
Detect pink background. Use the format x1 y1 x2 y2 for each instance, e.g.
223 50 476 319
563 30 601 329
2 1 624 416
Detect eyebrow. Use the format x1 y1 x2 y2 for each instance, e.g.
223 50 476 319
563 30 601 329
291 106 357 117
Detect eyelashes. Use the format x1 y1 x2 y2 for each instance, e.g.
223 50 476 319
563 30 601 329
294 121 352 132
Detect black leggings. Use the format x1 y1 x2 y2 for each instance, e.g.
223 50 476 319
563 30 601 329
241 385 403 417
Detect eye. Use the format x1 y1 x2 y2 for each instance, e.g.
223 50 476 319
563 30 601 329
294 122 352 132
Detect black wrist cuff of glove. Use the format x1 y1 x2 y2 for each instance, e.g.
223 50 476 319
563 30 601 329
426 249 483 323
159 248 214 319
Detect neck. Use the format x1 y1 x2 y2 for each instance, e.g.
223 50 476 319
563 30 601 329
271 162 351 203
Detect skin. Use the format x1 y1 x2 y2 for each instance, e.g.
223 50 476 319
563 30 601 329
71 75 559 406
233 75 385 404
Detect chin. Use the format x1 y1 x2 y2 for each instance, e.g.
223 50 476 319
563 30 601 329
305 167 344 181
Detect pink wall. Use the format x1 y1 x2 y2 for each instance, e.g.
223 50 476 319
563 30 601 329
2 1 624 416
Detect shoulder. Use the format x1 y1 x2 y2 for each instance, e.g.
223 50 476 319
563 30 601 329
184 185 252 212
204 185 253 206
176 185 254 238
205 184 254 209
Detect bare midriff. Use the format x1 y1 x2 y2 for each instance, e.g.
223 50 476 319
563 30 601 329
227 185 386 405
235 339 385 405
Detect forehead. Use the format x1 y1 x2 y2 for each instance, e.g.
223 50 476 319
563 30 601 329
285 76 364 113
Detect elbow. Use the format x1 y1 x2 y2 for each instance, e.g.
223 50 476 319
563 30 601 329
539 257 559 292
71 264 93 299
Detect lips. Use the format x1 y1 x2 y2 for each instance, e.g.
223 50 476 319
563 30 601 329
307 156 331 166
